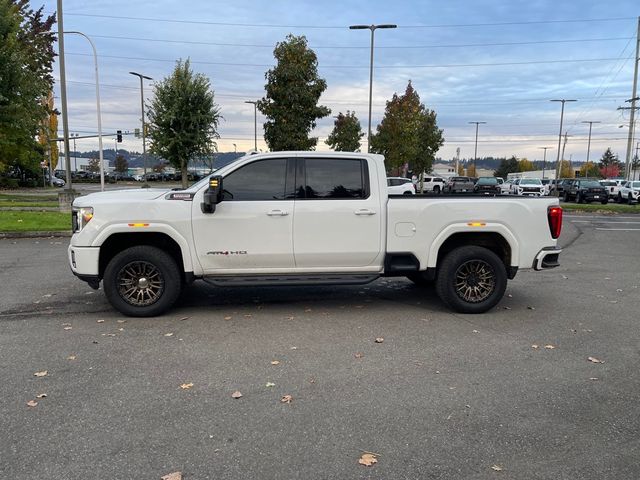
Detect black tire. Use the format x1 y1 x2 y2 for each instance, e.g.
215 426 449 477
563 192 570 202
403 191 413 195
601 197 608 205
406 272 433 287
576 193 582 204
629 193 633 204
103 245 182 317
433 185 441 194
435 246 507 314
616 193 622 204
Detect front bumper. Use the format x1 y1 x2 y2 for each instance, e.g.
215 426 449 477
68 245 100 276
533 247 562 271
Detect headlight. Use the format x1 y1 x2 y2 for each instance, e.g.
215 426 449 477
72 206 93 232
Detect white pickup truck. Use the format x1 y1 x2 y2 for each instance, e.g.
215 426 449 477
68 152 563 317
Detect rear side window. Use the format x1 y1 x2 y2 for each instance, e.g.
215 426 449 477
222 159 288 201
302 158 368 199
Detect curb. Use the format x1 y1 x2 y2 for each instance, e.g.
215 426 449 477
0 231 72 239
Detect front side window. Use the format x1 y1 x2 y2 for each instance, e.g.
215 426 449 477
222 159 288 201
302 158 367 199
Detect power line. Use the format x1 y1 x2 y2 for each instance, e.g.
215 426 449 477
65 51 631 69
59 12 636 29
83 33 633 50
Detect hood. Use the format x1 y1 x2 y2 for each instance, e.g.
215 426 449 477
72 188 170 207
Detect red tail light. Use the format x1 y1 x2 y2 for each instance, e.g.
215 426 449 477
548 206 563 239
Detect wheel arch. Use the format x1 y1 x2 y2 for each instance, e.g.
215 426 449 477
98 232 187 280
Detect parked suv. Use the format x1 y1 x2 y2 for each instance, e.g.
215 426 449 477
563 179 608 204
387 177 415 195
414 176 445 194
512 178 545 196
617 180 640 203
474 177 501 195
600 179 624 199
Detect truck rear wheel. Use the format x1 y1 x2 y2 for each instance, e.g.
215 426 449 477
435 246 507 314
103 245 181 317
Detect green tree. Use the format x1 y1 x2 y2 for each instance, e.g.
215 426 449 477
457 164 465 176
37 90 58 172
325 111 364 152
466 163 477 178
147 59 221 188
632 154 639 180
558 160 574 178
579 161 600 178
87 158 100 173
114 154 128 174
370 81 443 179
0 0 56 175
257 34 330 151
494 156 519 178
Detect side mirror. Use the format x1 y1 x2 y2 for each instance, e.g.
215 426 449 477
201 175 223 214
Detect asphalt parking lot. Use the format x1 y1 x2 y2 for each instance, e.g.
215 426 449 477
0 215 638 480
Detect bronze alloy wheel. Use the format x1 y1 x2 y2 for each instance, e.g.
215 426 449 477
116 260 164 306
454 259 496 303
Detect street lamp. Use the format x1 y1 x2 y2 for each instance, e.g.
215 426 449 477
72 133 79 171
233 143 237 153
349 23 397 153
581 121 601 165
244 100 258 151
64 31 105 191
468 121 486 173
129 71 153 188
538 146 553 179
550 99 577 187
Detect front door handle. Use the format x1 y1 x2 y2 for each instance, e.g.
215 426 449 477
267 209 289 216
354 209 376 216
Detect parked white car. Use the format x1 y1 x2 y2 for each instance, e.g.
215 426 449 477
512 178 545 196
413 175 446 194
496 177 510 195
387 177 415 195
617 181 640 203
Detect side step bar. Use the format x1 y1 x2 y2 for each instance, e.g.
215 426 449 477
204 273 380 288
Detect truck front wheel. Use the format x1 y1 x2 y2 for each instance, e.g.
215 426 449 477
103 245 182 317
435 246 507 314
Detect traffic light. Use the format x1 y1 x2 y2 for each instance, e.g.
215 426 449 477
117 130 122 142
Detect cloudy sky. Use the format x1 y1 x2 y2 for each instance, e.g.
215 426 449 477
42 0 639 163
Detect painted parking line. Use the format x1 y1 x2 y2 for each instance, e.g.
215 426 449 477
571 220 640 224
595 228 640 231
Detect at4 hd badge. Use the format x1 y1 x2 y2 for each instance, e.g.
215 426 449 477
206 251 248 255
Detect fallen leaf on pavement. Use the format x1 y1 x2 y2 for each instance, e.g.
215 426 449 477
472 329 479 333
179 316 190 321
281 394 293 404
374 337 384 343
588 356 604 364
180 383 194 390
270 360 280 365
36 393 47 398
26 400 38 407
590 377 599 381
358 453 378 467
164 333 174 337
161 472 182 480
117 319 126 324
491 464 503 471
97 319 105 323
67 355 76 360
231 390 243 399
224 316 232 320
33 371 48 377
354 352 364 359
544 345 555 349
63 326 72 331
503 306 511 310
531 344 539 349
527 306 535 310
265 382 276 387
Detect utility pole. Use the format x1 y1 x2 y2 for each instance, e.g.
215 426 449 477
538 146 553 179
56 0 72 191
244 100 258 151
455 147 460 175
551 99 577 185
581 121 600 165
129 72 153 187
623 17 640 180
468 121 486 173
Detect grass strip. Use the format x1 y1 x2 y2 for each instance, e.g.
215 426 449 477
0 211 71 232
562 203 639 214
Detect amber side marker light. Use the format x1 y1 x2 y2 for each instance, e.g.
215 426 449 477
467 222 486 227
128 223 150 228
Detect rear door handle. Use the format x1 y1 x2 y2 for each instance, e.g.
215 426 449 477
267 209 289 216
354 209 376 216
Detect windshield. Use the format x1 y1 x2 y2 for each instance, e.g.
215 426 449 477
477 177 498 185
520 179 542 185
632 182 640 188
581 181 602 188
600 181 616 186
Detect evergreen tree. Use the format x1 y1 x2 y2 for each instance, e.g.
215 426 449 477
494 156 519 178
257 34 330 151
325 111 364 152
114 154 128 173
598 147 620 178
147 59 221 188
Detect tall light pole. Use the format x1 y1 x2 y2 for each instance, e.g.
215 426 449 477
129 72 153 187
349 23 397 153
538 147 553 179
65 31 105 191
581 121 600 170
551 99 577 186
244 100 258 151
468 121 486 173
623 17 640 179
